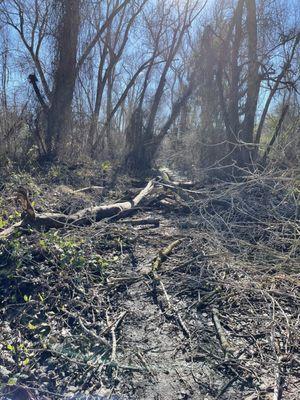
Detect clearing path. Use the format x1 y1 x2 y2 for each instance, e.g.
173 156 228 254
0 174 299 399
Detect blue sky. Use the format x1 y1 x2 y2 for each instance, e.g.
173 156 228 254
0 0 299 116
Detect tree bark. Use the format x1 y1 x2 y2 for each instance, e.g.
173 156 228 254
261 104 289 166
240 0 260 166
0 180 156 238
123 108 153 176
45 0 80 160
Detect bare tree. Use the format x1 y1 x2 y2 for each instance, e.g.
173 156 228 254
206 0 299 171
1 0 298 173
0 0 131 161
87 0 149 156
123 0 205 175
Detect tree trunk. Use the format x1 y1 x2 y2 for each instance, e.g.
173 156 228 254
240 0 260 167
45 0 80 160
228 0 244 163
88 45 108 155
123 108 153 176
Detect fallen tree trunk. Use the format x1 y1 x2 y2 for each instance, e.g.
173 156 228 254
0 180 156 239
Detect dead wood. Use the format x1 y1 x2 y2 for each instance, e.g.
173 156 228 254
1 169 299 398
0 180 156 239
74 185 104 193
142 239 190 337
117 218 160 227
16 186 36 219
151 239 183 274
212 307 234 356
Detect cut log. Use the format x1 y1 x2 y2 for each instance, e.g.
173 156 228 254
0 180 156 239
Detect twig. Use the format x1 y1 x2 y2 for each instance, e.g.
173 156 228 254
212 307 233 356
273 363 284 400
106 312 117 363
116 218 160 227
216 376 238 399
135 352 155 378
176 312 191 338
101 311 127 335
151 239 183 274
106 311 127 363
63 309 111 348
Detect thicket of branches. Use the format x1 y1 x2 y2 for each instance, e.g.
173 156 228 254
0 0 299 177
0 2 299 398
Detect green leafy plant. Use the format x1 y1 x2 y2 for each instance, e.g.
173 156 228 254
101 161 111 173
38 232 112 271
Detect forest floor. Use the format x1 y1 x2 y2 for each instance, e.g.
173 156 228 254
0 165 299 400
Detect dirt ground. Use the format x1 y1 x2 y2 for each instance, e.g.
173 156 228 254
0 169 299 399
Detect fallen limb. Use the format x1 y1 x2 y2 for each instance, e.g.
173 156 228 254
212 307 234 356
101 311 127 336
62 308 111 348
116 218 160 227
137 238 182 277
216 376 238 399
74 185 104 193
0 180 156 238
143 239 190 338
273 363 284 400
106 312 117 363
151 239 183 273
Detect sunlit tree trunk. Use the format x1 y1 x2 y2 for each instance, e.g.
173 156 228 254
240 0 260 166
45 0 80 160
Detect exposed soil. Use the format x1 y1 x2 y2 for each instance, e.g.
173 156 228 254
0 169 299 400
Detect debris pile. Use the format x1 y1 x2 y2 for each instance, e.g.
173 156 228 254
0 169 299 399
